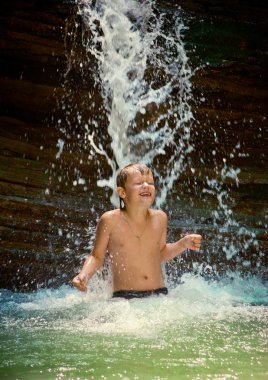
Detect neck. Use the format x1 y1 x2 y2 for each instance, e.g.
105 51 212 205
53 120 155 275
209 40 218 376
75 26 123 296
123 206 149 221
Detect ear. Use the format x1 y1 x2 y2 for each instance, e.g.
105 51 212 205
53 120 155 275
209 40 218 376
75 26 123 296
117 186 126 199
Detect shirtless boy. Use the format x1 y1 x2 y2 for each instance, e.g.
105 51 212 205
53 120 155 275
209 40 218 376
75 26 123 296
72 162 202 299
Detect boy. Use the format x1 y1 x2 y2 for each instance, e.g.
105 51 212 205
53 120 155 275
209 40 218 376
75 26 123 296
72 162 202 299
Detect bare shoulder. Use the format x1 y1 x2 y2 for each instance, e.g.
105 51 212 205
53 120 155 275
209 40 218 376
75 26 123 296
149 209 168 223
99 209 121 228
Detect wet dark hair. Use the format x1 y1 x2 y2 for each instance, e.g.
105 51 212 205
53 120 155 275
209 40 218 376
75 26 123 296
116 162 152 209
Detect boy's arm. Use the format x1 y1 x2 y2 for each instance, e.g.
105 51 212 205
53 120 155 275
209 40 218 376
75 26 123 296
72 213 111 292
159 212 202 262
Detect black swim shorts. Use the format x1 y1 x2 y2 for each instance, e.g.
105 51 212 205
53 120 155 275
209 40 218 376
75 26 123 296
112 287 168 299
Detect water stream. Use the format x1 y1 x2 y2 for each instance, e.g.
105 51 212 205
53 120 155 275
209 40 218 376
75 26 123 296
65 0 263 272
74 0 194 208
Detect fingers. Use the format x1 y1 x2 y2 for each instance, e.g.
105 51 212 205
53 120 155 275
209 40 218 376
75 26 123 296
191 234 202 251
72 276 87 292
192 241 201 250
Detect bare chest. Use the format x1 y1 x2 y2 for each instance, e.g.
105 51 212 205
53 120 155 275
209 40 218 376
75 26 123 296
107 219 162 262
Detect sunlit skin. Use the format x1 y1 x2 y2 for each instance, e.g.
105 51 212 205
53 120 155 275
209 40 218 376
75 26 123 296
72 166 202 293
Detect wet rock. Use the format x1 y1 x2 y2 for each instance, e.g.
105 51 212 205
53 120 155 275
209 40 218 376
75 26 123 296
0 0 267 289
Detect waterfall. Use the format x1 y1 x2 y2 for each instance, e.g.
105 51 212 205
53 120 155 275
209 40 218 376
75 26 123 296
54 0 263 275
77 0 193 207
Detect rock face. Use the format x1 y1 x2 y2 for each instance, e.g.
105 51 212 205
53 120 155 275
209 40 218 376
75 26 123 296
0 0 267 290
0 0 85 289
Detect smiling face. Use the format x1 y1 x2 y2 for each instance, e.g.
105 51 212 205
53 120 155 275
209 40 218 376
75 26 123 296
117 165 156 209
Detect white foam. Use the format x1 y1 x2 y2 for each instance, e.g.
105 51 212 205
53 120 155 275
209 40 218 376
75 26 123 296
12 274 267 337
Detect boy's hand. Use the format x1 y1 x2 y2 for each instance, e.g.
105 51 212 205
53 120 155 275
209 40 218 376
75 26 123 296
72 274 88 292
183 234 202 251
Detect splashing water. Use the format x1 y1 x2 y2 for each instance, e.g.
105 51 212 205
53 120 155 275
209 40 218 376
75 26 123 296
0 274 267 379
47 0 266 284
1 2 267 379
77 0 193 206
62 0 264 273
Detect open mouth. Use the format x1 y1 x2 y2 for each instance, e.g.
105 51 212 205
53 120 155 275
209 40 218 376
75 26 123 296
140 192 151 197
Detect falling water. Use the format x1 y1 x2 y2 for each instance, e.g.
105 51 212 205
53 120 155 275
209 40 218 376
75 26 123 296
76 0 193 207
58 0 262 276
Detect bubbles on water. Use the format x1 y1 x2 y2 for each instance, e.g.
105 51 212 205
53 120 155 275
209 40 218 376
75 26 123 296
1 280 267 380
1 273 266 338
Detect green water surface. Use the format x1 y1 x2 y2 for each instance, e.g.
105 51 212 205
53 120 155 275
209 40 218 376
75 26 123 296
0 277 267 380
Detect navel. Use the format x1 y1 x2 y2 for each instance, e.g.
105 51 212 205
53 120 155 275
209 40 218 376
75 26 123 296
144 275 148 280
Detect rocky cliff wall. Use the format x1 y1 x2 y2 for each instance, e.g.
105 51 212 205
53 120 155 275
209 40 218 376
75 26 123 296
0 0 267 289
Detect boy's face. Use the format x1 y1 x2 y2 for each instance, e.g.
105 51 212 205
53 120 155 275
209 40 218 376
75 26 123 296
117 168 155 208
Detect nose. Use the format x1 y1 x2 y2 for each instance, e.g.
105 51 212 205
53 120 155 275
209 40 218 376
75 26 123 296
142 181 149 187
